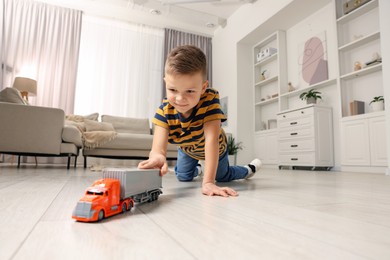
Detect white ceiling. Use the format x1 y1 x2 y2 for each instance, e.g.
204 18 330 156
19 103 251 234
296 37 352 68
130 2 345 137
38 0 256 36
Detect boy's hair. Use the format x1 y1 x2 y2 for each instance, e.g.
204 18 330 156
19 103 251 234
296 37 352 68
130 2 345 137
165 45 207 80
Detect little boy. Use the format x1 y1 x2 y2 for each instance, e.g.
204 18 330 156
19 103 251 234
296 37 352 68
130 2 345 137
138 45 261 197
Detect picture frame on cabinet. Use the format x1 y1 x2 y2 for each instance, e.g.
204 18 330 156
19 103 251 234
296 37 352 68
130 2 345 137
220 96 228 127
268 119 277 129
260 121 267 130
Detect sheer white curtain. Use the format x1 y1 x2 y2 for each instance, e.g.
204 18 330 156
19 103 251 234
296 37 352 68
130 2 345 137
74 16 165 120
0 0 82 113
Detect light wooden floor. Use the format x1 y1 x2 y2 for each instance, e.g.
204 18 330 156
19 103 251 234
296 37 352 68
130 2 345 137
1 164 390 260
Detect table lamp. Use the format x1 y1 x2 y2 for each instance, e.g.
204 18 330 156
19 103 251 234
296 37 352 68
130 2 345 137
13 77 37 101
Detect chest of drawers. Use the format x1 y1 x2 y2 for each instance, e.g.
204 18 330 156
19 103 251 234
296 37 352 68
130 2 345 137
277 105 334 170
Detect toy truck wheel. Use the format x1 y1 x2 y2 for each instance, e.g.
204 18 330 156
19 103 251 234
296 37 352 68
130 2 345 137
127 202 132 211
148 192 156 202
149 192 159 202
122 203 127 213
98 210 105 221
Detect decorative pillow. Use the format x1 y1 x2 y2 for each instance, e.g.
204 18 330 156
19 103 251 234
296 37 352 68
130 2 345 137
84 119 115 132
101 115 150 134
83 112 99 121
65 112 99 122
0 87 28 105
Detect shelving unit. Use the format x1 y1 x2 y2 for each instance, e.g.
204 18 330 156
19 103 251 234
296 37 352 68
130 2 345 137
252 30 287 133
335 0 383 118
279 78 337 100
254 96 278 107
252 30 287 165
336 0 378 23
340 63 382 80
334 0 387 169
338 31 380 52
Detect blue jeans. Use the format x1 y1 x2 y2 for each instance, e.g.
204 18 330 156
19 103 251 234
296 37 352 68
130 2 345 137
175 148 249 182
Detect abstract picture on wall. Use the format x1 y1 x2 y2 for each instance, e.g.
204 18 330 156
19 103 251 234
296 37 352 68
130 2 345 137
298 31 329 86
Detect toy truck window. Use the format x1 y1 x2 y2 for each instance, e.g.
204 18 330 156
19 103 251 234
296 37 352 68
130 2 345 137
86 190 104 196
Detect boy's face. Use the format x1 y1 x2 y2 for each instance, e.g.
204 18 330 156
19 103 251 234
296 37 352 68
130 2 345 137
164 72 208 118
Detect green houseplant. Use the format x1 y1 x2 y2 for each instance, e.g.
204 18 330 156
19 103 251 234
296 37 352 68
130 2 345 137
369 96 384 112
299 89 322 104
227 135 243 166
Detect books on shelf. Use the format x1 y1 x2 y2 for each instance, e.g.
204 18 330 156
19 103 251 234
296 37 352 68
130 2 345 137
350 100 365 116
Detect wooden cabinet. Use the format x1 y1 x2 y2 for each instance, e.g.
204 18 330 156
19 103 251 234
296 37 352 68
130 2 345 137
277 105 334 169
341 111 387 166
340 117 370 166
254 130 278 165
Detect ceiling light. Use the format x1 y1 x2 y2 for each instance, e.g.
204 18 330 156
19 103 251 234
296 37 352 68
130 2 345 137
150 9 162 15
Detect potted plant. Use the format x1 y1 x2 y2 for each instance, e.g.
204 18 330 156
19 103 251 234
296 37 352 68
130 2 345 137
369 96 384 112
299 89 322 104
227 135 243 166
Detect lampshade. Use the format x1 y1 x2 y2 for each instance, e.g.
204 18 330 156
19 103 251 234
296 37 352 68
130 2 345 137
13 77 37 100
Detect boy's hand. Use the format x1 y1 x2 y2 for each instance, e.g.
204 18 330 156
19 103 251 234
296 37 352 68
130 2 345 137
202 182 238 197
138 155 168 176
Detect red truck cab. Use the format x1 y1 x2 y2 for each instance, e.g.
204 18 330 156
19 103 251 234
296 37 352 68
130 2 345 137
72 178 133 222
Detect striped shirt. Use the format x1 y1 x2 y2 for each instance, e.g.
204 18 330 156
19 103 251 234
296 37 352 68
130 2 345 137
153 88 227 160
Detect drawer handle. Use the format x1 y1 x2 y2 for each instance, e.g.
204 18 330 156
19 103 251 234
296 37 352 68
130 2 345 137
283 115 286 118
291 158 298 161
290 122 297 125
301 111 304 114
290 133 298 136
291 145 298 147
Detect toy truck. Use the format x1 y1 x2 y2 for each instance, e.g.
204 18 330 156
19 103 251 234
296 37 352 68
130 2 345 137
72 168 162 222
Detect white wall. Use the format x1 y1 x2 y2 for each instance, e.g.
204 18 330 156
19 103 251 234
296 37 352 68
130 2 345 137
213 0 294 164
285 3 341 168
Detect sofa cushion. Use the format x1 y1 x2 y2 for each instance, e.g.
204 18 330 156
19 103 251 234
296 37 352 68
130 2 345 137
96 133 153 149
84 119 115 132
0 87 28 105
65 112 99 122
62 125 83 147
102 115 150 134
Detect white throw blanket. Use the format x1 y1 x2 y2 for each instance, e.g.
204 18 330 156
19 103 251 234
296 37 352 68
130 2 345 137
65 115 117 149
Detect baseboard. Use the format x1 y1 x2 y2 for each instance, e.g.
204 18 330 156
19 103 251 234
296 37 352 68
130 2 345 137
341 165 388 174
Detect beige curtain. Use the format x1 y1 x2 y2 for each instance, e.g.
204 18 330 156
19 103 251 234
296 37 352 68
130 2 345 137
0 0 82 114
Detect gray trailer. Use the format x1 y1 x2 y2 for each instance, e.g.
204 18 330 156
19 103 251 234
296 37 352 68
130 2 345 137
103 168 162 203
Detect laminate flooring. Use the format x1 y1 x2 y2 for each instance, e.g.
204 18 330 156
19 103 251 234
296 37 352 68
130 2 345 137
0 164 390 259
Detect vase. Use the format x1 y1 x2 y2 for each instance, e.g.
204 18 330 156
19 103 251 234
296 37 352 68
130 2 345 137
228 154 237 166
371 101 384 112
306 97 316 104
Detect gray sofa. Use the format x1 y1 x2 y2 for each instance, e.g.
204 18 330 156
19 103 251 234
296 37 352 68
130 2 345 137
0 102 82 169
0 87 177 169
82 115 178 168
